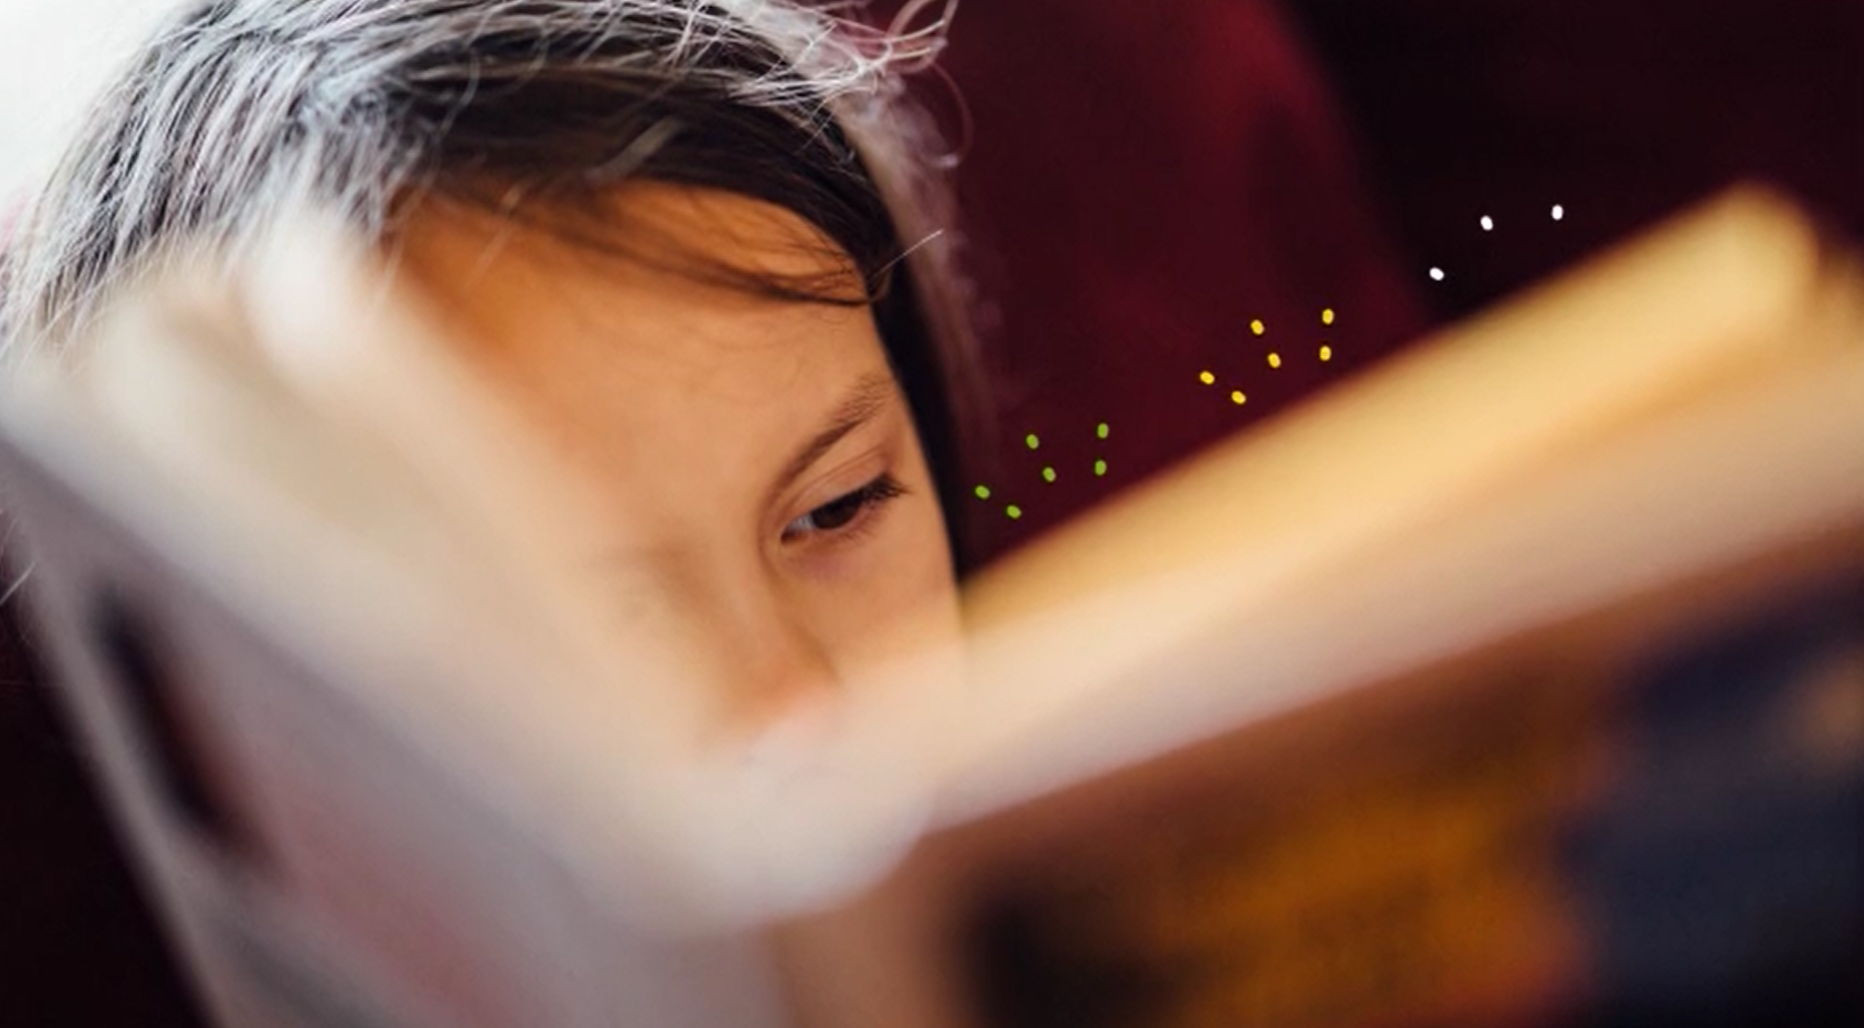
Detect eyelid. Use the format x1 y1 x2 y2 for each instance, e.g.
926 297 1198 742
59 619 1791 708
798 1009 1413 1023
779 473 906 546
764 374 901 515
773 424 892 521
769 407 912 548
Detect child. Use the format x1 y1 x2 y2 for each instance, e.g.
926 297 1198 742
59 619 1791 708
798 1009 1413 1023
2 0 983 716
0 2 981 1020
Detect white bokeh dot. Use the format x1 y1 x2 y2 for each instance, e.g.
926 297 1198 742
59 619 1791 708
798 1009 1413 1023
1480 215 1494 231
1428 267 1446 282
1552 204 1565 221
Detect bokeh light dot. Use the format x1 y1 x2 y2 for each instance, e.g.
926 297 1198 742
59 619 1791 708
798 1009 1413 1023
1429 267 1446 281
973 484 991 500
1321 308 1335 326
1041 466 1057 483
1267 352 1282 369
1319 344 1333 362
1006 505 1022 520
1230 390 1246 405
1025 433 1040 450
1199 370 1216 385
1094 459 1108 477
1096 422 1110 440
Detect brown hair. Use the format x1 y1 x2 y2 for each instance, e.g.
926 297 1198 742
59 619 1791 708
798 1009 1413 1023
0 0 984 566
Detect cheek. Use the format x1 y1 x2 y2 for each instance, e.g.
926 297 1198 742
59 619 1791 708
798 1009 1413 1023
798 495 959 668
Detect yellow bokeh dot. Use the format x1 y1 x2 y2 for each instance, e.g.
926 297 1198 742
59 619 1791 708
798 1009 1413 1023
1321 308 1335 326
1320 344 1333 362
1267 352 1282 369
1198 370 1216 385
974 484 991 500
1230 390 1247 405
1094 459 1108 477
1041 466 1057 483
1025 433 1040 450
1249 319 1266 336
1006 505 1023 520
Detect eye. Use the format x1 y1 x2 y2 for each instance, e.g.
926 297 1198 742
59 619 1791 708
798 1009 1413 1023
781 475 906 544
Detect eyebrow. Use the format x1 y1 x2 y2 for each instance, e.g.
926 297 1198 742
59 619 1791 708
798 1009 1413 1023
768 371 899 505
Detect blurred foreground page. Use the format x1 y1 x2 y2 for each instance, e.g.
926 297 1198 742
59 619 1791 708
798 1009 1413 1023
781 187 1864 1028
0 189 1858 1028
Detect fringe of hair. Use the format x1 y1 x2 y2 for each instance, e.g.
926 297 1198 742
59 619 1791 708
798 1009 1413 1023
0 0 977 379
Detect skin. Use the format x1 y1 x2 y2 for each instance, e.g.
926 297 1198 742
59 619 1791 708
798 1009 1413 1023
394 183 961 738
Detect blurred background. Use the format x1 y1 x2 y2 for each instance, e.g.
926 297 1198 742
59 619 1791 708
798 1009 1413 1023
3 0 1861 1024
910 0 1863 565
0 0 179 192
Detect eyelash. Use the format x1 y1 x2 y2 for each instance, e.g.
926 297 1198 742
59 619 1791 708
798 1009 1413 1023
780 474 907 546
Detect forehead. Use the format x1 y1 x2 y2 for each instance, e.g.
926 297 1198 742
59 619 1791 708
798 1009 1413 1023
392 184 898 487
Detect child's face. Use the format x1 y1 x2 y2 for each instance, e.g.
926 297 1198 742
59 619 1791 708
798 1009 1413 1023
397 184 960 735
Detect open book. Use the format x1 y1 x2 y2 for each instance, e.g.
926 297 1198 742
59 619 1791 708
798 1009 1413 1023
2 186 1860 1028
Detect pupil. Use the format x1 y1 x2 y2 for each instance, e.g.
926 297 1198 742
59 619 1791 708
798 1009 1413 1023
811 491 866 531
